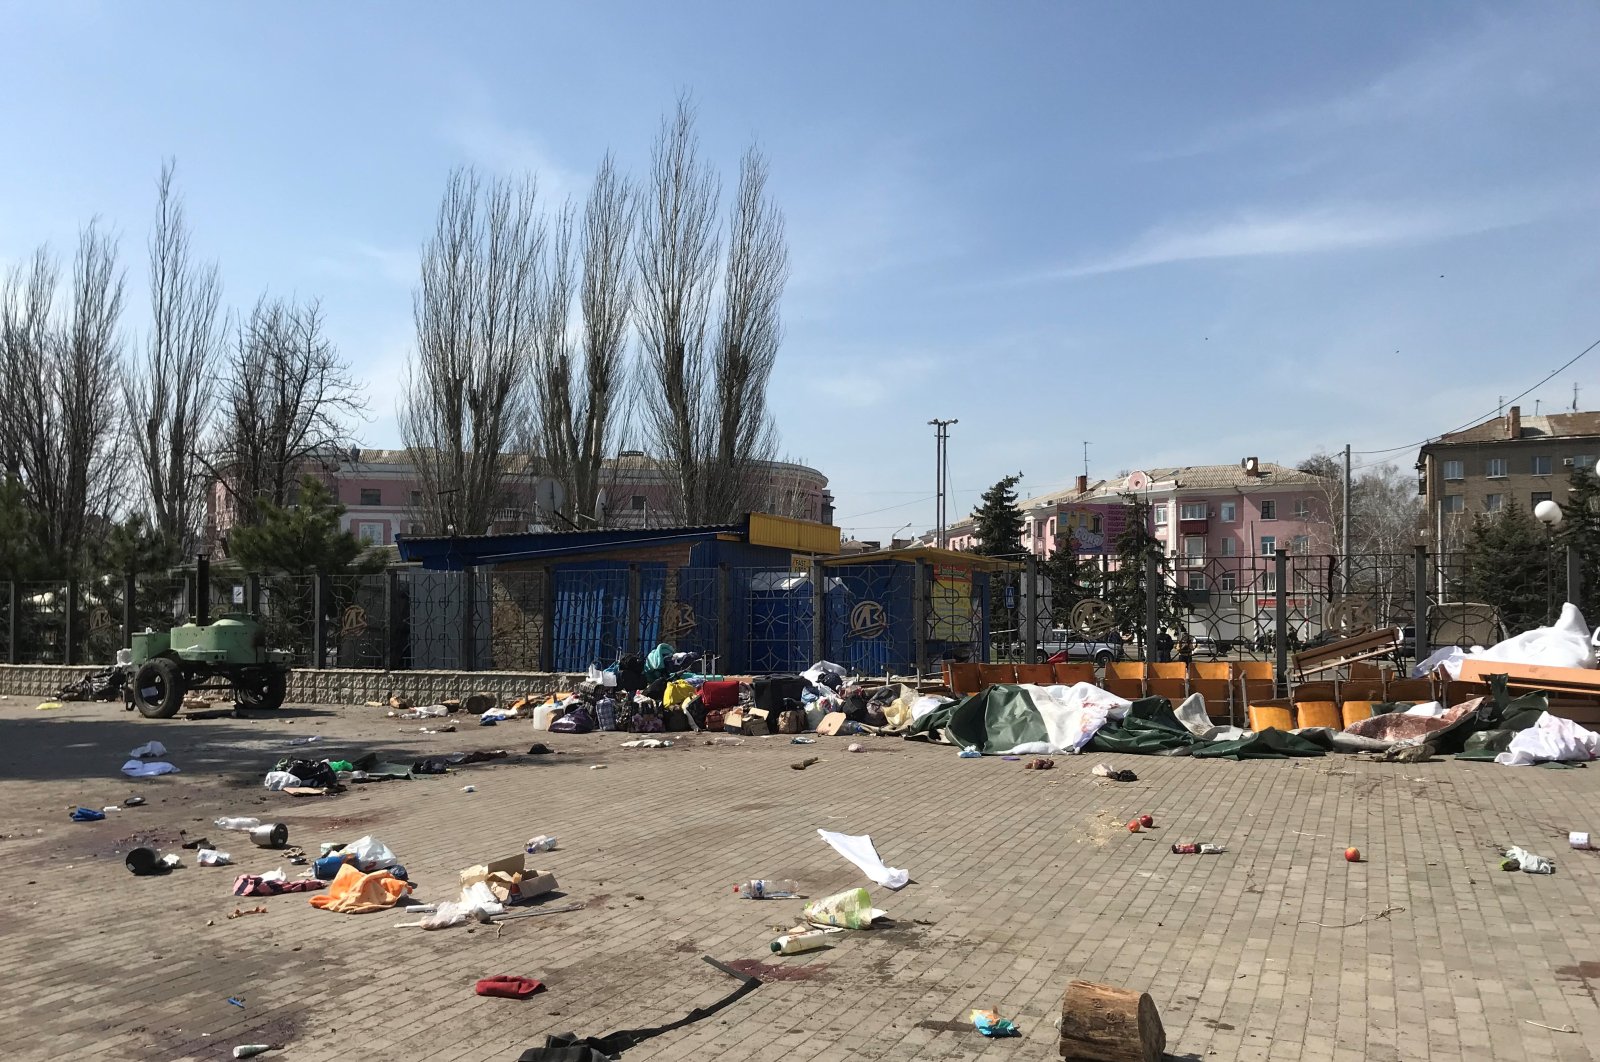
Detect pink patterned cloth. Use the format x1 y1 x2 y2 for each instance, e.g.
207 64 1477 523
1344 698 1481 742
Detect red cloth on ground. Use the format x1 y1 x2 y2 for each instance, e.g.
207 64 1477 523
475 975 544 999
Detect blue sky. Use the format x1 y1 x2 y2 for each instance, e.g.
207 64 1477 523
3 2 1598 539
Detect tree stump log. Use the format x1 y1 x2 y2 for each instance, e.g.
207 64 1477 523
1059 979 1164 1061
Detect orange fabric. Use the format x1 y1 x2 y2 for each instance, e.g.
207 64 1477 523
309 863 412 914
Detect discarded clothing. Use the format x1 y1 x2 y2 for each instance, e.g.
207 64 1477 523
263 771 303 791
308 864 412 913
129 741 167 759
274 758 339 789
476 975 545 999
1501 845 1555 874
122 760 180 777
233 874 326 896
1495 712 1600 766
70 806 105 822
971 1010 1021 1037
817 829 908 890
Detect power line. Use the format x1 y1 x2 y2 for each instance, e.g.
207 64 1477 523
1351 334 1600 458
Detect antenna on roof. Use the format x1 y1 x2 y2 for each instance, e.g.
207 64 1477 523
1574 382 1581 412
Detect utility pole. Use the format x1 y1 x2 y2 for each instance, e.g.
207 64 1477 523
929 418 957 548
1341 443 1352 593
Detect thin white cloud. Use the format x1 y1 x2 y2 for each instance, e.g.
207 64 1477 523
1034 201 1528 280
445 113 583 204
308 242 416 288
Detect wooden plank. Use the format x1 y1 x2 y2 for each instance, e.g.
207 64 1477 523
1457 658 1600 694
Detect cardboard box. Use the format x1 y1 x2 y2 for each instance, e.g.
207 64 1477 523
459 853 558 904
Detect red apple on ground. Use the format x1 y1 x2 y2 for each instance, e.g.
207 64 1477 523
1127 820 1141 833
1345 847 1361 862
1139 814 1154 828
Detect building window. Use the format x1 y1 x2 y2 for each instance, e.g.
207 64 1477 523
1443 460 1464 481
1575 454 1597 473
1219 538 1236 557
1291 535 1309 554
408 523 424 535
1180 502 1206 521
356 521 385 545
1532 491 1553 507
1219 572 1236 593
1484 493 1504 513
409 490 423 507
359 488 381 506
1220 502 1236 522
1186 572 1207 591
1262 572 1277 594
1260 535 1276 556
1182 536 1205 566
1153 504 1168 526
630 495 646 511
1532 456 1553 476
1442 495 1464 514
1294 498 1310 519
1486 458 1507 478
1260 500 1277 520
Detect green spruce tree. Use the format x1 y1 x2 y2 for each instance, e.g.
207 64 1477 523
968 474 1026 653
1105 497 1189 653
1558 467 1600 620
1463 500 1549 633
227 477 381 576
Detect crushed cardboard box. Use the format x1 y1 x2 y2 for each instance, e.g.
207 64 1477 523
459 853 557 904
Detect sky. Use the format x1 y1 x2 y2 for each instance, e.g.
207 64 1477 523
2 2 1598 540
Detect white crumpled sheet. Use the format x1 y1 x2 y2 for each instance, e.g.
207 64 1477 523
999 682 1132 755
1173 693 1251 743
817 829 908 890
122 760 180 777
1422 603 1596 679
1496 711 1600 766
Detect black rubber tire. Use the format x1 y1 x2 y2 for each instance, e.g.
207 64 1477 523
1095 650 1114 667
237 669 287 711
133 658 185 719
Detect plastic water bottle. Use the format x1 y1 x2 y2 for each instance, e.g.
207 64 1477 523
196 848 231 866
734 878 799 899
525 835 558 854
215 817 261 831
770 929 835 954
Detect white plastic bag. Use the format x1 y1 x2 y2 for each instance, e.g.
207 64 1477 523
129 741 167 758
122 760 180 777
586 666 617 688
803 887 884 930
347 835 398 871
262 771 302 790
817 829 909 889
1495 712 1600 766
420 880 504 929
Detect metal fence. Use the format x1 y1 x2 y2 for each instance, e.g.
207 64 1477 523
1 558 994 676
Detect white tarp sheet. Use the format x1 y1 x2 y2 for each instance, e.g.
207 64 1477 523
817 829 909 890
1000 682 1132 755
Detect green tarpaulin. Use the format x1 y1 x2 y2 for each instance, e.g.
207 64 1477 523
1191 728 1327 759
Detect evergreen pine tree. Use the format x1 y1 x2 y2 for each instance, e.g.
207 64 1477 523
1463 500 1549 633
970 475 1024 557
1558 467 1600 619
227 477 382 576
1104 497 1189 652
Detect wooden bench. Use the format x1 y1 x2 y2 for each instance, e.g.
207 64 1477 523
1292 627 1400 680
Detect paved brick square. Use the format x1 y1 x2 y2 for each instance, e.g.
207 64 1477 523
4 695 1600 1061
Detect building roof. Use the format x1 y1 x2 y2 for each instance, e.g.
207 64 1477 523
1018 463 1320 510
338 447 827 484
1430 411 1600 446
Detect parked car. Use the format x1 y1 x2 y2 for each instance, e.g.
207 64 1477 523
1036 628 1126 667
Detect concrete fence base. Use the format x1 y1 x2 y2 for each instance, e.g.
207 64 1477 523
0 664 587 705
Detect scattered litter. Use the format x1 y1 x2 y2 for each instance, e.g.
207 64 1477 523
233 875 325 896
1500 846 1555 874
461 785 477 793
524 835 557 854
621 738 672 749
846 743 864 753
181 837 212 850
215 817 261 831
226 997 246 1009
817 829 908 889
282 786 329 797
971 1009 1021 1038
287 736 321 745
122 760 180 778
124 796 145 807
1171 843 1225 854
526 743 552 754
233 1047 275 1059
1571 832 1591 850
130 741 167 758
263 772 302 791
589 765 607 770
70 807 105 822
804 887 885 929
197 849 232 866
957 746 981 759
705 737 744 746
34 701 66 711
1299 905 1404 929
418 881 503 929
792 757 821 771
475 975 545 999
1024 757 1056 770
101 806 120 813
790 736 817 745
1524 1020 1578 1033
1092 763 1138 782
420 724 456 733
125 847 179 875
227 906 268 919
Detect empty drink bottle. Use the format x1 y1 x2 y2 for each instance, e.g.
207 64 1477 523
734 878 799 899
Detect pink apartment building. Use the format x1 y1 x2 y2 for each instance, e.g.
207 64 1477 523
208 448 833 547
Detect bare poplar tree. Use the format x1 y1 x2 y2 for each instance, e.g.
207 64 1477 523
528 153 637 525
129 161 222 552
211 295 364 529
636 99 720 523
636 100 790 524
704 147 787 519
401 168 543 534
0 224 126 568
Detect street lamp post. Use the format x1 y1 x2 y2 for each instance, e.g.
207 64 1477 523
1535 499 1563 624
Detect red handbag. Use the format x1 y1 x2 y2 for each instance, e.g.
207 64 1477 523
699 680 741 710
